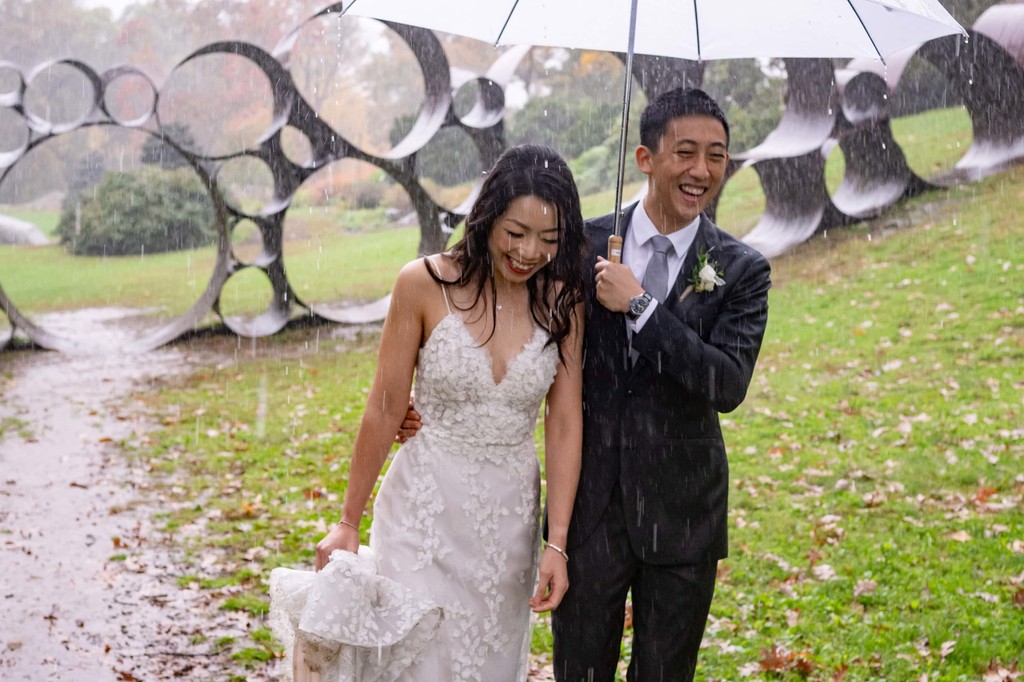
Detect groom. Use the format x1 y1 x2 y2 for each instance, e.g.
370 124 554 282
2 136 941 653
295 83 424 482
398 88 770 679
552 87 770 681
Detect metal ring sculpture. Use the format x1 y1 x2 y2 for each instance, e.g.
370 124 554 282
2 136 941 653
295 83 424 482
0 3 529 353
737 4 1024 258
3 4 1024 351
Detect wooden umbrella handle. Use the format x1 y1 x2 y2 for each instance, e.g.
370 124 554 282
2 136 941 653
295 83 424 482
607 235 623 264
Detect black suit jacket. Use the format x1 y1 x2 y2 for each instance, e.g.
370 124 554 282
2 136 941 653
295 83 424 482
568 204 771 565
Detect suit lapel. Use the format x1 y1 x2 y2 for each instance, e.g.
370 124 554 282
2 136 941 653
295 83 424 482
665 215 719 314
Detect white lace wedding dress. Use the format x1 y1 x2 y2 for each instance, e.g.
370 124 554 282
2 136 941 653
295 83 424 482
271 303 560 681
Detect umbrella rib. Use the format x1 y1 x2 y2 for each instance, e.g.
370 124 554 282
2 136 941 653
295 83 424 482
844 0 885 62
692 0 702 62
494 0 522 46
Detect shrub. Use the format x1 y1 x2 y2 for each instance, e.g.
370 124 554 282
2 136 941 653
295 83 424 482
56 166 218 256
349 178 386 210
569 144 616 197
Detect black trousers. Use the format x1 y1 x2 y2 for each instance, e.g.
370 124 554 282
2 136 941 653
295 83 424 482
552 488 718 682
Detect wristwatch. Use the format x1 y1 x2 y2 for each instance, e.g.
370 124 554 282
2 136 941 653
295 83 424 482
626 292 653 320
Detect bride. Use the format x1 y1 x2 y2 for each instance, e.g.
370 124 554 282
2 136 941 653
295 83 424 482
271 144 587 680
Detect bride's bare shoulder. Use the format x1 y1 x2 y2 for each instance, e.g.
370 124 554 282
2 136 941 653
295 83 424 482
423 252 462 281
393 254 460 302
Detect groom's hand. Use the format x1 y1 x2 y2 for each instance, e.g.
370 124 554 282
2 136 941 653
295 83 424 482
395 396 421 444
595 256 643 313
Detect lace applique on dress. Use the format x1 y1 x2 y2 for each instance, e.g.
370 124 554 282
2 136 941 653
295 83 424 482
271 308 559 681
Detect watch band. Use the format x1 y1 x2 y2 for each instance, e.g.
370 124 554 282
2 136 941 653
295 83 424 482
627 292 652 320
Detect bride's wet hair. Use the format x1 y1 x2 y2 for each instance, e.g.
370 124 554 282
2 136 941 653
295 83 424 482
429 143 587 360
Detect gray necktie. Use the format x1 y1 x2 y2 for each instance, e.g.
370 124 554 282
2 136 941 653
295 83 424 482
630 235 674 366
642 235 674 302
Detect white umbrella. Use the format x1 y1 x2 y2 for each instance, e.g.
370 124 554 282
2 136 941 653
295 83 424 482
339 0 967 254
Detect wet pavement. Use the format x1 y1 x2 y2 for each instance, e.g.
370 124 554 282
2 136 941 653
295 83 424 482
0 308 556 680
0 309 282 681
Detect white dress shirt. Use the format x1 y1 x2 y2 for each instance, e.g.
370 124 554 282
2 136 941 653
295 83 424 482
624 204 700 333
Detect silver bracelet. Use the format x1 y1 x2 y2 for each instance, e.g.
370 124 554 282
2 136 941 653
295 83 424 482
544 541 569 562
338 520 360 532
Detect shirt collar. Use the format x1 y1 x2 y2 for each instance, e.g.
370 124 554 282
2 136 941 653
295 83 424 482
630 204 701 256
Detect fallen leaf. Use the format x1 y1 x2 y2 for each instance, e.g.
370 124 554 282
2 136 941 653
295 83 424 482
854 579 877 597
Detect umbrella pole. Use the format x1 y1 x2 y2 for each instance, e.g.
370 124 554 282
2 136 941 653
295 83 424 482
607 0 639 264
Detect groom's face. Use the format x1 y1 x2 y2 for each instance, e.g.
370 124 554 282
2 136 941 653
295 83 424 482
637 114 729 232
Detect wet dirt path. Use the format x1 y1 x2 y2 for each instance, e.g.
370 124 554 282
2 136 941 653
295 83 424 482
0 339 282 681
0 310 556 680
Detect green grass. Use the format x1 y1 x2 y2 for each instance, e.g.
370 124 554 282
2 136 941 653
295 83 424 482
0 107 974 316
0 222 420 314
716 165 766 236
717 106 974 238
125 161 1024 680
0 416 31 440
5 106 1021 678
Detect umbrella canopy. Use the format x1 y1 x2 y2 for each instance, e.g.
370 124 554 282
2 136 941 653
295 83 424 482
340 0 965 62
338 0 966 247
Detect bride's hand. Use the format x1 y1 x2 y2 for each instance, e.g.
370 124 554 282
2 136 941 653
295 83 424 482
529 546 569 613
315 523 360 571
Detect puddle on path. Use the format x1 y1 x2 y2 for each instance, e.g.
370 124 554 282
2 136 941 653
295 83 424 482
0 307 548 680
0 312 286 681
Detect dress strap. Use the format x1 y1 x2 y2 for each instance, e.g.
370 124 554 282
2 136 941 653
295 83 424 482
424 255 452 314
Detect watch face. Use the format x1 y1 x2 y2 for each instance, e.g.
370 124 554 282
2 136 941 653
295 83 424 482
629 294 649 317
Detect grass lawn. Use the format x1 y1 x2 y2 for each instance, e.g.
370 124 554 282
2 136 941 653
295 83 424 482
0 107 974 315
115 159 1024 680
0 223 420 315
2 106 1019 679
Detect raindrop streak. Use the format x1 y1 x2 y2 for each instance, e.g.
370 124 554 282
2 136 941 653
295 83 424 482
256 374 268 438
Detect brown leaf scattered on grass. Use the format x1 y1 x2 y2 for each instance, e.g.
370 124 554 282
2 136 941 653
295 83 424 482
948 530 973 543
759 644 815 675
983 660 1022 681
854 579 877 598
974 486 999 504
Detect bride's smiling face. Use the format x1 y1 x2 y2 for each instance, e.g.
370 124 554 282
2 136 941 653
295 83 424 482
488 195 559 284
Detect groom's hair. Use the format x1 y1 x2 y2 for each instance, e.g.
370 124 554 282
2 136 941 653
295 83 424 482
640 87 730 151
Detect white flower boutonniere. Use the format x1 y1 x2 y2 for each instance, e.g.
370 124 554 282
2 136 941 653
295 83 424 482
691 249 725 293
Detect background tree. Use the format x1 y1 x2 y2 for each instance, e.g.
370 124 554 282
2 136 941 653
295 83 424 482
702 59 786 153
140 123 197 170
